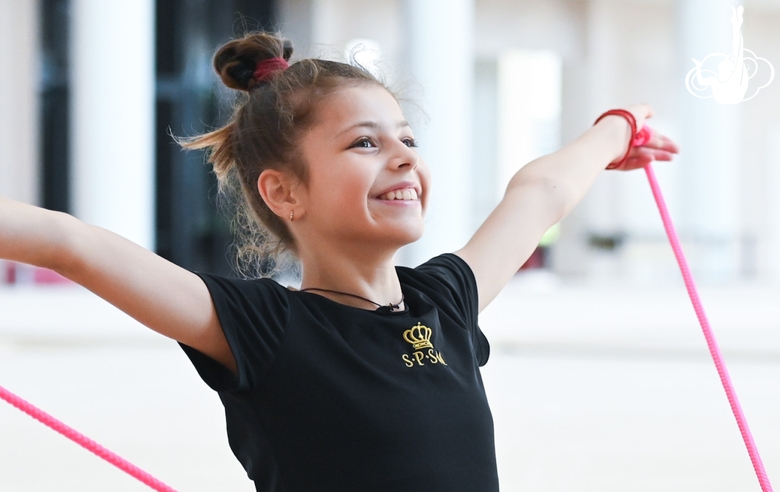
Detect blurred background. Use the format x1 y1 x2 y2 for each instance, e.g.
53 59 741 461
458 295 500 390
1 0 779 490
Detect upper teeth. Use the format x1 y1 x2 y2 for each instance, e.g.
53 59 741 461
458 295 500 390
381 188 418 201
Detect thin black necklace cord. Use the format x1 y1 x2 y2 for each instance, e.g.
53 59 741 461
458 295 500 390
298 287 404 312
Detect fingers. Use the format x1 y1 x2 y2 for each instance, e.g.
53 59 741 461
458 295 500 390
638 129 679 154
614 154 653 171
649 133 680 154
614 142 677 171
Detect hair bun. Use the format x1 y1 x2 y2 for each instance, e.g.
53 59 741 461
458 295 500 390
213 32 294 91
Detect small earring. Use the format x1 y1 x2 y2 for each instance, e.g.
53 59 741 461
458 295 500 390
289 210 294 222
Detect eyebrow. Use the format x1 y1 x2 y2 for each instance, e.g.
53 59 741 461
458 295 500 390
336 120 411 137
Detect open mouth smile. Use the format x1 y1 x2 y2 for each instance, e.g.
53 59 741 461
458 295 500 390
378 188 419 201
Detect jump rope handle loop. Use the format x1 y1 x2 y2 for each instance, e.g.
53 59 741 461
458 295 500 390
594 109 651 169
632 124 652 147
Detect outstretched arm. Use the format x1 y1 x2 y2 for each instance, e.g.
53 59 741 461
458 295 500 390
455 105 679 312
0 197 236 372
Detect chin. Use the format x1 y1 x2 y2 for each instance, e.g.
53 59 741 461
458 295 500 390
397 226 425 247
376 224 424 249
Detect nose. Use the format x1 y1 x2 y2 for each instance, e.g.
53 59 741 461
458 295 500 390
390 139 419 171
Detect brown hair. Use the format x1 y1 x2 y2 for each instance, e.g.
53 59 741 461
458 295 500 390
180 32 384 277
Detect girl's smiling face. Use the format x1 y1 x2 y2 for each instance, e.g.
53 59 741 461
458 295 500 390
295 84 430 251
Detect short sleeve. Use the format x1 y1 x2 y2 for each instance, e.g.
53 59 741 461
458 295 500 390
179 273 290 393
414 253 490 366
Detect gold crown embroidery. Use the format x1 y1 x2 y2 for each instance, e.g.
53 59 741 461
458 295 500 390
403 322 434 350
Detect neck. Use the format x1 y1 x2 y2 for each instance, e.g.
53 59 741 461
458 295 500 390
296 241 403 310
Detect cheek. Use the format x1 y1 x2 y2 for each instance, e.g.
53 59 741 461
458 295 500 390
309 169 370 214
419 163 433 211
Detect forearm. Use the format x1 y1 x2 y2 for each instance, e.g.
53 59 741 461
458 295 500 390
1 197 192 312
0 197 78 271
506 116 630 221
0 196 231 366
459 105 672 312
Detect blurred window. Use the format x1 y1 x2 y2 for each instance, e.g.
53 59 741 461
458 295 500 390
39 0 71 213
154 0 275 276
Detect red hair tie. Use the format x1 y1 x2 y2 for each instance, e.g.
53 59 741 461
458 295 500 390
593 109 650 170
253 57 289 83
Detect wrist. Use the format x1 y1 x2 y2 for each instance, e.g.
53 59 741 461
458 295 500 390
603 116 632 162
593 110 636 169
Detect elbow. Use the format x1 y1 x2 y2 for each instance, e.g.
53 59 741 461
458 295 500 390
44 213 89 277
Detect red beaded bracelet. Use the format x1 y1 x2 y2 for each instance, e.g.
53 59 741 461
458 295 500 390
593 109 638 170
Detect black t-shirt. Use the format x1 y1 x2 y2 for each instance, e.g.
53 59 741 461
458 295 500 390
180 253 498 492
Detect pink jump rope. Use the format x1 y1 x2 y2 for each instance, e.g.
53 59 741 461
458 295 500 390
645 145 773 492
0 113 774 491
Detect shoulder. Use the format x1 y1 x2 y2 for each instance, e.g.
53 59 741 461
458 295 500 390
398 253 478 319
195 272 289 300
399 253 476 295
194 272 291 329
183 273 292 392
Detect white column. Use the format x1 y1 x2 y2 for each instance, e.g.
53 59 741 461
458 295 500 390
400 0 475 266
70 0 155 249
765 122 780 283
676 0 743 281
0 0 39 205
576 0 624 282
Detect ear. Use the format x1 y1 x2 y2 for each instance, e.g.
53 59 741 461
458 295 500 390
257 169 304 220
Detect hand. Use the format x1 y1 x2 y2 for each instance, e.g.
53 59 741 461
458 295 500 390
615 125 680 171
624 103 653 137
604 104 679 171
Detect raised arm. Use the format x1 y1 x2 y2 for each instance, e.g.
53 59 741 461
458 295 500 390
0 197 236 372
455 104 679 312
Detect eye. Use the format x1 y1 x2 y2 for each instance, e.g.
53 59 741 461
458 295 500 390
402 137 418 148
351 137 376 149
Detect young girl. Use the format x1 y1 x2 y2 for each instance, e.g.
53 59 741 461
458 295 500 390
0 32 678 491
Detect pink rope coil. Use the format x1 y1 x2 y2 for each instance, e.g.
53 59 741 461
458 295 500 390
644 163 773 492
0 384 178 492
